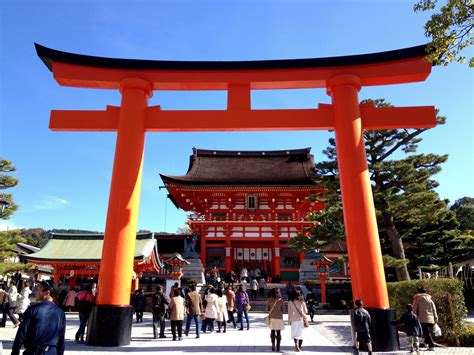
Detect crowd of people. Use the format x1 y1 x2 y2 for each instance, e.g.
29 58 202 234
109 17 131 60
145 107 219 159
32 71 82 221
1 271 441 354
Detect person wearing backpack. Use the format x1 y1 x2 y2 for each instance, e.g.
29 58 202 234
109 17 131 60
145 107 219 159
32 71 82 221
152 285 169 339
353 299 372 355
75 284 95 343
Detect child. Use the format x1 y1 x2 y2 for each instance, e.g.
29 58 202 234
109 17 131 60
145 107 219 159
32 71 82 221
392 304 423 354
353 299 372 355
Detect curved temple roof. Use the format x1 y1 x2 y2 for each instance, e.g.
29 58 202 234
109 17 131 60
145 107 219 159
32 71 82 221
160 148 318 186
35 43 428 72
25 232 163 268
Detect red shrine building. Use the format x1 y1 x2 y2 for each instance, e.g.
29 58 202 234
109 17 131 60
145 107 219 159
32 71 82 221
161 148 326 281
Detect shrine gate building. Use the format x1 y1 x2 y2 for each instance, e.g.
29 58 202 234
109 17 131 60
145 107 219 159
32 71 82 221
161 147 325 281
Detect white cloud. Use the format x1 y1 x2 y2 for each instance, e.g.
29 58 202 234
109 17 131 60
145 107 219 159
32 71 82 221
34 196 70 210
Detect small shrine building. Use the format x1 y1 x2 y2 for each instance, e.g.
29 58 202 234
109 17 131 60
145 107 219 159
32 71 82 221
161 148 327 281
25 232 163 290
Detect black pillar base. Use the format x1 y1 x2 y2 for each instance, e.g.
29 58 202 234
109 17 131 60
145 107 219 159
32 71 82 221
86 305 133 346
351 308 399 352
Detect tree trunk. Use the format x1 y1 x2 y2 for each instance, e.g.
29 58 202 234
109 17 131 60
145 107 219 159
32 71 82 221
382 212 411 281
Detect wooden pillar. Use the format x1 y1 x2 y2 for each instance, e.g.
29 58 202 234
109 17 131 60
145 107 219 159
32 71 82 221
70 275 77 289
53 271 60 285
320 275 327 303
96 78 152 306
298 252 304 265
273 238 281 279
327 74 389 308
225 237 232 274
131 274 139 293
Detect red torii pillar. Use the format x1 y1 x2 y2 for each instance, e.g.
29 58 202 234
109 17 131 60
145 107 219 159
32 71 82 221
35 43 436 350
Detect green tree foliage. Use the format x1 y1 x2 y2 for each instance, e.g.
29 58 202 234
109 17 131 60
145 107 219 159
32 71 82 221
0 159 19 219
414 0 474 66
450 197 474 230
0 262 34 276
20 228 48 248
48 228 99 235
288 188 345 253
306 98 463 281
0 229 26 260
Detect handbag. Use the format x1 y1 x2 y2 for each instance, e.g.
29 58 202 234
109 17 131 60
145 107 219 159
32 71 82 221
264 299 279 326
292 301 309 328
244 303 251 311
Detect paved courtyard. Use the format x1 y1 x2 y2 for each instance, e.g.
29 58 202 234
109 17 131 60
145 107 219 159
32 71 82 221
1 312 472 354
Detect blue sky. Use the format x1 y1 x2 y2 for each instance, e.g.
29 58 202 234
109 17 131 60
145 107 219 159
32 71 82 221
1 1 472 233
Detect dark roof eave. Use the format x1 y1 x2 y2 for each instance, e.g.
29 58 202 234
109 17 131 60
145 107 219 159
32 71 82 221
35 43 430 72
25 255 148 263
162 181 319 188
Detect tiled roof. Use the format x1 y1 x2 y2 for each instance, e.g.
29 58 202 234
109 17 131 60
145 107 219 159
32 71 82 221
25 232 162 267
161 148 317 185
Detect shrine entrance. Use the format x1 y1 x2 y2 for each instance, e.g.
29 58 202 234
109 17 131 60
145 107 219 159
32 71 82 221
36 43 436 351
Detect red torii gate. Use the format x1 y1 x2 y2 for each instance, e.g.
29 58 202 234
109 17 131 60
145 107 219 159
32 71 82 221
36 43 436 349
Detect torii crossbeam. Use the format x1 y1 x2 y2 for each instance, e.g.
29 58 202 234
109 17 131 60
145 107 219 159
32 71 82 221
36 43 436 350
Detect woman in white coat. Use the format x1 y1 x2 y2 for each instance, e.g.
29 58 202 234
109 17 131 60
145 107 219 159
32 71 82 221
287 290 309 352
202 287 218 333
216 288 227 333
16 280 32 321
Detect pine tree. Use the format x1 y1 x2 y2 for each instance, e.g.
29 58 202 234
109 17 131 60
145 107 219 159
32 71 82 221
308 98 462 281
0 158 19 219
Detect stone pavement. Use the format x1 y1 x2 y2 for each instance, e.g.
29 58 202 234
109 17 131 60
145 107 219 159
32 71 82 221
1 312 472 354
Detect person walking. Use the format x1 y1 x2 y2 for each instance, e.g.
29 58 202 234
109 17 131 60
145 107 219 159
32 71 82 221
287 290 309 352
62 287 76 312
392 304 423 354
16 280 32 321
285 281 296 300
4 280 20 327
132 288 146 323
225 285 237 328
11 280 66 355
0 284 7 327
305 289 318 322
169 282 179 298
412 287 438 351
352 299 372 355
169 288 185 341
216 288 227 333
266 288 285 352
75 284 95 343
184 284 203 338
250 278 258 301
152 285 169 339
202 287 218 333
258 277 267 297
235 285 250 331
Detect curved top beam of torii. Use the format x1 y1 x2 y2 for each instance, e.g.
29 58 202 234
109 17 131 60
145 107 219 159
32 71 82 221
36 43 436 133
35 43 432 90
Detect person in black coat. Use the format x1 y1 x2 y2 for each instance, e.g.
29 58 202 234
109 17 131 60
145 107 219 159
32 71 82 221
152 286 169 339
392 304 423 353
132 288 146 323
12 280 66 355
353 299 372 355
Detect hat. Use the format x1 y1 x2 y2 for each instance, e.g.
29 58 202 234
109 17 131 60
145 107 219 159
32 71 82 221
38 280 57 296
